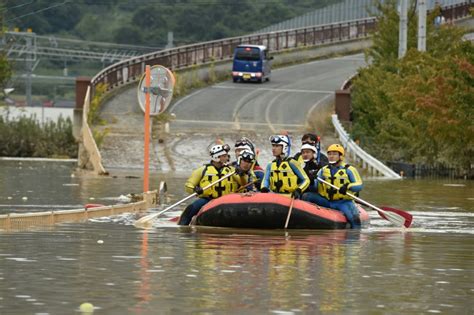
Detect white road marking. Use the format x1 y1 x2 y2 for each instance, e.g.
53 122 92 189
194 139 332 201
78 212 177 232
308 93 334 117
173 119 304 128
167 89 204 113
265 92 285 133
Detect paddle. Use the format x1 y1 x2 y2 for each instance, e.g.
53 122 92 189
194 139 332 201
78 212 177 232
284 197 295 229
236 179 259 193
317 177 412 228
134 171 235 228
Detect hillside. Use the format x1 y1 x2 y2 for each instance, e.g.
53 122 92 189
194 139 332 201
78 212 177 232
5 0 343 46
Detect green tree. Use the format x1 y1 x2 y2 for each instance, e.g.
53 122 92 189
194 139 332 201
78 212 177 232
351 0 473 174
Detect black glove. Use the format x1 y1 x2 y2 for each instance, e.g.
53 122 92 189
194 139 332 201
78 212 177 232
235 166 246 176
291 188 302 199
193 186 204 195
339 183 349 195
260 187 270 193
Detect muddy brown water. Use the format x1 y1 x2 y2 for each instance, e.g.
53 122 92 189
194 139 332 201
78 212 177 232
0 160 473 314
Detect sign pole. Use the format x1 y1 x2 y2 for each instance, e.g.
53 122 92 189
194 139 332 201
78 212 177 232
143 65 151 192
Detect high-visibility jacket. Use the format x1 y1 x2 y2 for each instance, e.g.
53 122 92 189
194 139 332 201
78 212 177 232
185 163 245 199
316 162 363 201
261 158 309 194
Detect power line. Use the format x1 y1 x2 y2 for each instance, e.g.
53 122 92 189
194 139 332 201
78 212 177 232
0 0 35 12
6 0 71 23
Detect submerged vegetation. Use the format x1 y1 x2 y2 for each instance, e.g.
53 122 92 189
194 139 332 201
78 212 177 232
351 0 473 175
0 114 78 158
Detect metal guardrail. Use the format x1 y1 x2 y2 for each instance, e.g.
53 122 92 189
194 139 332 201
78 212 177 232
89 18 377 94
331 114 402 179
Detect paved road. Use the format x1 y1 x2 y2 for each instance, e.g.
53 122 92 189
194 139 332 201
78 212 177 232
169 54 366 134
99 53 368 171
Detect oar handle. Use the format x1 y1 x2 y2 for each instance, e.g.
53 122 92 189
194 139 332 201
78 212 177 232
236 179 259 192
317 177 386 214
284 197 295 229
135 171 235 226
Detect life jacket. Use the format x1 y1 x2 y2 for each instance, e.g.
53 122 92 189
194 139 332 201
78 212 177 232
318 163 357 201
268 158 300 193
198 164 237 198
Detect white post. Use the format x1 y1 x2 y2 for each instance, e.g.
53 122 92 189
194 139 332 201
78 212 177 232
418 0 427 52
398 0 408 58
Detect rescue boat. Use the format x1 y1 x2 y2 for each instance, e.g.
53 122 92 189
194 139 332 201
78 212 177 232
193 193 369 229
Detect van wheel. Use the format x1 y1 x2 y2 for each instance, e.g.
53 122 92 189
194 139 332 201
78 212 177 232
266 77 270 82
257 78 263 83
233 78 238 83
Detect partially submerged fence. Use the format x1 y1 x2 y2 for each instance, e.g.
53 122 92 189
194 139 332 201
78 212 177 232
0 191 157 232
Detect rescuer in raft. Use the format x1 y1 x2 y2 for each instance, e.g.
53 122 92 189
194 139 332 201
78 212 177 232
293 133 329 166
260 135 309 199
302 144 363 228
231 137 264 188
299 143 325 193
178 144 249 225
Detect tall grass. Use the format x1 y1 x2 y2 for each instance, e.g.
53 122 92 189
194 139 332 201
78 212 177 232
0 115 78 158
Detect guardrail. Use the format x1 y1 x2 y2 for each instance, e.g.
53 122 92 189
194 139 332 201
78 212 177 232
80 1 472 174
332 114 402 179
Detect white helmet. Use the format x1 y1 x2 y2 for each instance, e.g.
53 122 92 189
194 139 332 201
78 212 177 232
269 135 291 158
237 149 255 165
209 144 228 162
301 143 316 153
300 143 316 162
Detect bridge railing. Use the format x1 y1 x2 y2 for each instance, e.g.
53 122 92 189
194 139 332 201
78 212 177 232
89 18 377 94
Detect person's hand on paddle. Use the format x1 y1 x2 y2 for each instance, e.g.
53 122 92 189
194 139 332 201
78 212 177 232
339 183 349 195
260 187 270 193
235 166 247 176
193 186 204 195
291 188 302 199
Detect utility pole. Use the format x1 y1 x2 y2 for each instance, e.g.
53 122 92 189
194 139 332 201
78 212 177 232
165 31 174 49
25 34 33 107
398 0 408 59
418 0 427 52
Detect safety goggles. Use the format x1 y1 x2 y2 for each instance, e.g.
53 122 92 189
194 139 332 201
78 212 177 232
269 135 287 144
302 140 316 145
222 144 231 152
235 139 253 149
240 151 255 162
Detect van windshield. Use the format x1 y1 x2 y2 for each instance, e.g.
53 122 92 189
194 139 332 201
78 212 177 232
235 47 261 61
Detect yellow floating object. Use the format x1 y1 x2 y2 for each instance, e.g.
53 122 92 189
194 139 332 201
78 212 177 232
79 302 94 313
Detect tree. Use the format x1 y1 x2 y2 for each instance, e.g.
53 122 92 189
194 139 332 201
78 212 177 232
351 0 473 174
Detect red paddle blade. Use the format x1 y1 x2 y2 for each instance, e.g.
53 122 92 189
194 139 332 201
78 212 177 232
169 216 179 222
380 206 413 228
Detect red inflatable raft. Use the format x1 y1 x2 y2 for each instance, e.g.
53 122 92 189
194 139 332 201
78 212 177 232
194 193 370 229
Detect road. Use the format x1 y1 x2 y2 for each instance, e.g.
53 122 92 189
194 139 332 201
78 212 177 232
99 53 368 171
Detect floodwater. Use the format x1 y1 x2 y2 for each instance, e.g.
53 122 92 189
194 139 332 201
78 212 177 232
0 160 473 314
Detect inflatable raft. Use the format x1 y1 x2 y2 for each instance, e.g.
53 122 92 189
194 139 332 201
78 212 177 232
194 193 369 229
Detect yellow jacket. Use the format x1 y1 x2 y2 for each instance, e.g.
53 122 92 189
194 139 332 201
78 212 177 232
185 163 246 198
